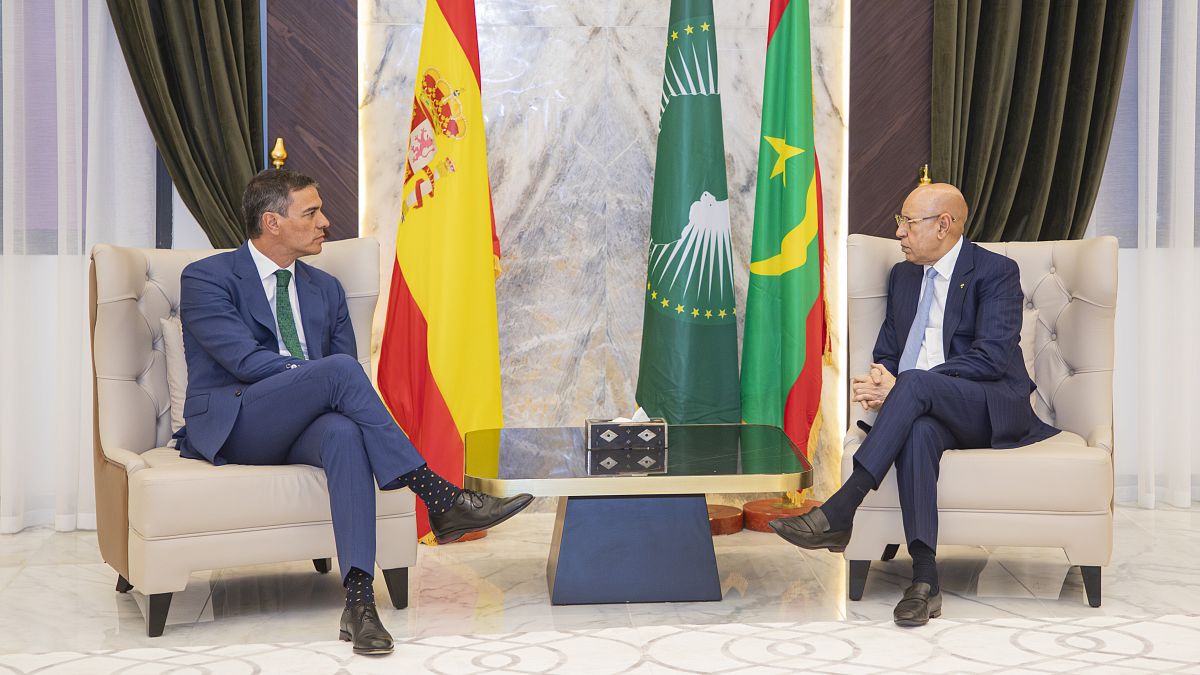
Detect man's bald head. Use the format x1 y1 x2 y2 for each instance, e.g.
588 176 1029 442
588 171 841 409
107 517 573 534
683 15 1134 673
895 183 968 265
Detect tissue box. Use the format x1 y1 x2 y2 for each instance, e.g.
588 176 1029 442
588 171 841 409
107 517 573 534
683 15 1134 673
585 418 668 451
587 448 668 476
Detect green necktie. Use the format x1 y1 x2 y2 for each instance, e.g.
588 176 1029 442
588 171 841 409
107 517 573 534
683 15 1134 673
274 269 305 359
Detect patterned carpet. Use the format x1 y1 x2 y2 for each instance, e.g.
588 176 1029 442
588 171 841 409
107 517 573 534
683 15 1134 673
2 614 1197 674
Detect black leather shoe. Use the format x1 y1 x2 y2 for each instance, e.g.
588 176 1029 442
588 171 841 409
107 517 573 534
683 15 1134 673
429 489 534 544
893 583 942 627
340 603 394 655
767 507 852 552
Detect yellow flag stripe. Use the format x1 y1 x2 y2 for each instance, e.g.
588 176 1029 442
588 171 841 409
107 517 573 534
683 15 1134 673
395 2 502 435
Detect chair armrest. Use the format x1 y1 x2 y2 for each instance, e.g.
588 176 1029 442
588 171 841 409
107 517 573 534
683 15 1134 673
843 426 866 454
102 447 147 476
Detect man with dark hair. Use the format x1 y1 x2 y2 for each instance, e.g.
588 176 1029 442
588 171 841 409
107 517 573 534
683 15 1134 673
239 169 319 238
174 169 532 655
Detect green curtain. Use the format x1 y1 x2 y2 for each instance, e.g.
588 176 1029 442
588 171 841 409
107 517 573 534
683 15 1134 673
107 0 263 248
931 0 1133 241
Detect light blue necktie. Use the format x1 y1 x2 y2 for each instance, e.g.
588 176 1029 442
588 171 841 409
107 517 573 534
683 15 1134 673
898 267 940 372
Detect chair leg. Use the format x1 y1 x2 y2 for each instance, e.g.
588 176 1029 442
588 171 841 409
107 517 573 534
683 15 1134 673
1080 566 1101 607
146 593 172 637
880 544 900 561
382 567 409 610
313 558 332 574
115 575 133 593
848 560 870 601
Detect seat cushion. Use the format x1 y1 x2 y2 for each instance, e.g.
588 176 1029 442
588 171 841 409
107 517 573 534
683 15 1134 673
847 431 1112 513
129 448 416 538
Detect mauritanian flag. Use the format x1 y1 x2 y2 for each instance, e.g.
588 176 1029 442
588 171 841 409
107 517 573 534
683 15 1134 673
635 0 740 424
378 0 502 540
741 0 829 469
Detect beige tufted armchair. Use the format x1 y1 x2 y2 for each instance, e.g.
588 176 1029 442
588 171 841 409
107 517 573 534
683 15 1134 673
89 239 417 637
843 234 1116 606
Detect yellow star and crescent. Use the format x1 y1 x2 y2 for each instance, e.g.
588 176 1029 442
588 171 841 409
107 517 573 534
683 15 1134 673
763 136 805 187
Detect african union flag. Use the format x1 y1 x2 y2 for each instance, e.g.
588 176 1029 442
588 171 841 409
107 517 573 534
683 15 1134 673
741 0 829 469
635 0 740 425
378 0 502 541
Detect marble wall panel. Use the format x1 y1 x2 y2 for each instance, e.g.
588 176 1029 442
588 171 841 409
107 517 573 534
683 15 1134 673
361 0 847 496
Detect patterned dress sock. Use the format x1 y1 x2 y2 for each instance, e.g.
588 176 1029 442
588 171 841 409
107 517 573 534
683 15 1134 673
392 464 462 515
820 465 876 531
344 567 375 608
908 540 940 594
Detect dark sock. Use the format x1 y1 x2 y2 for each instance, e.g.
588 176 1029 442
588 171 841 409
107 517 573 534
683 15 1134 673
820 465 876 531
909 540 939 594
345 567 375 608
388 464 461 515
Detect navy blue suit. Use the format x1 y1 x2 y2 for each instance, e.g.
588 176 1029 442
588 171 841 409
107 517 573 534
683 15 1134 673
175 243 425 580
854 239 1058 547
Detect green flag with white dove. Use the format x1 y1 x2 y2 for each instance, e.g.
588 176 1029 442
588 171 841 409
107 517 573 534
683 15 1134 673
635 0 740 424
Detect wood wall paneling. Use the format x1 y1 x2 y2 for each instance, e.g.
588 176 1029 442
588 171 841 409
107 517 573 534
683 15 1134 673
849 0 934 238
266 0 358 241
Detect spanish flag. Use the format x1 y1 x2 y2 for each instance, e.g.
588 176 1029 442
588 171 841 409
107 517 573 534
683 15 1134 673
378 0 502 540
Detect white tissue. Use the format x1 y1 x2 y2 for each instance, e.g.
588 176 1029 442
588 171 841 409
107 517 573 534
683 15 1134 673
606 407 651 423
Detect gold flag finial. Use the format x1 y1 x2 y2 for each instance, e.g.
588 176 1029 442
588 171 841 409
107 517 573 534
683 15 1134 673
918 164 931 185
271 137 288 169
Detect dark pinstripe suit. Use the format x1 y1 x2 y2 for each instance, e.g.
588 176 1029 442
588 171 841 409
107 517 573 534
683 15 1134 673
854 239 1059 547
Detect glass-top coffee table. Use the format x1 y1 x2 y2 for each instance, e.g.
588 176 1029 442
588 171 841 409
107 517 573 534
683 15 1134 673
464 424 812 605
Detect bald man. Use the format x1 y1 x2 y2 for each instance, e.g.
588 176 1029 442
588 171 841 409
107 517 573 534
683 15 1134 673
770 183 1058 626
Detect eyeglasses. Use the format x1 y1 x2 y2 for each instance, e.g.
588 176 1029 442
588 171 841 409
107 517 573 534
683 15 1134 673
894 213 956 228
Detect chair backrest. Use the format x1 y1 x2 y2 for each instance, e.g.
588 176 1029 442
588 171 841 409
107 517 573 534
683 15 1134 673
846 234 1117 451
90 239 379 456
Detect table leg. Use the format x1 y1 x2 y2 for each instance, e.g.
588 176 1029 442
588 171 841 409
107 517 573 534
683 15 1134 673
547 493 722 604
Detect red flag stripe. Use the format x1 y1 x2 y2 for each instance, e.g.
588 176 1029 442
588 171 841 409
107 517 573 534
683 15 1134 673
782 157 827 454
767 0 792 45
377 258 465 538
435 0 483 88
783 298 824 451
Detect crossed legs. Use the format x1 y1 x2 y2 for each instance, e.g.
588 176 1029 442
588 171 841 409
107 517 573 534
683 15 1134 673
287 413 378 579
219 354 426 582
771 369 993 621
215 354 532 654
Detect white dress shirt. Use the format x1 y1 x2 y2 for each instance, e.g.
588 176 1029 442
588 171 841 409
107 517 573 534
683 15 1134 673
247 241 310 358
914 236 963 370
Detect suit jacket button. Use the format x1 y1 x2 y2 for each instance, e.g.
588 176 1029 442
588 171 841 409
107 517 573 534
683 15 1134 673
235 390 242 397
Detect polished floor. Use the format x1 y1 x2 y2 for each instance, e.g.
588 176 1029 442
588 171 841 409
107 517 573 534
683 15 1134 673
0 505 1197 673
